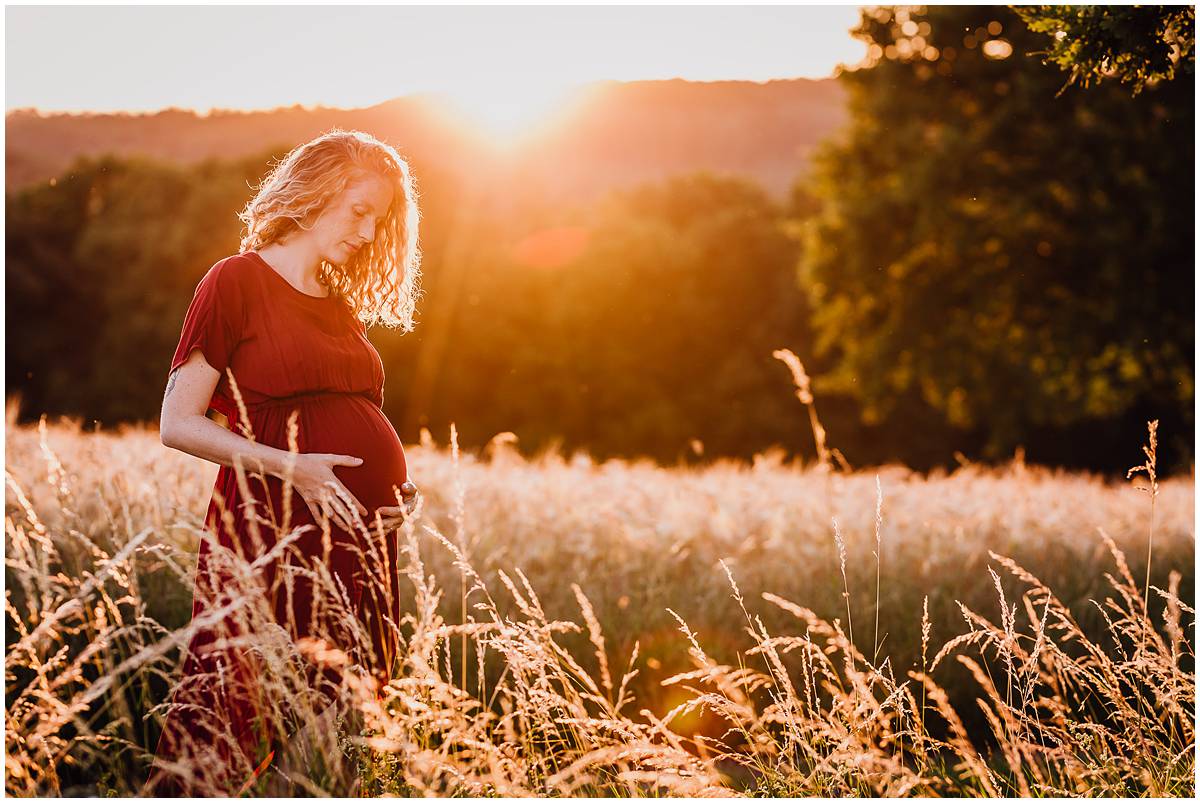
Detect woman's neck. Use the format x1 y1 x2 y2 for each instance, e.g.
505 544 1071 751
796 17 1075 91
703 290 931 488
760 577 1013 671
254 242 326 296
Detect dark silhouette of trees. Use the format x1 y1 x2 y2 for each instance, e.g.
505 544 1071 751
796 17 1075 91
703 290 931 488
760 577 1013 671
6 60 1194 475
797 5 1194 463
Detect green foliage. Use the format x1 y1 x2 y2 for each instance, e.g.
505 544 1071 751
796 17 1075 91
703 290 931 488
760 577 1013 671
6 107 1194 471
6 158 827 465
1015 5 1195 94
499 176 811 461
799 5 1194 458
6 154 269 422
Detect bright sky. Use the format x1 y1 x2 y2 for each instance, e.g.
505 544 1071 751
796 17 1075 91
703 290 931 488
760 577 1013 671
5 4 866 125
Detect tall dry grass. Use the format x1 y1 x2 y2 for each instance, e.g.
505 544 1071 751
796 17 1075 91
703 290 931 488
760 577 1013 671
4 392 1194 796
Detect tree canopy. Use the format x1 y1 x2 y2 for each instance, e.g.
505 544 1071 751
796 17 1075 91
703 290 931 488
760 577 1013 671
798 5 1193 459
1015 5 1195 94
7 20 1195 473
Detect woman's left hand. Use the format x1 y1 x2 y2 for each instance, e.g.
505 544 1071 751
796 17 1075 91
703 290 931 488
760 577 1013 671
371 481 420 531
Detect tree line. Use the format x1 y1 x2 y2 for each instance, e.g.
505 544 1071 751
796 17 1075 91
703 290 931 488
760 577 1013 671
6 6 1193 473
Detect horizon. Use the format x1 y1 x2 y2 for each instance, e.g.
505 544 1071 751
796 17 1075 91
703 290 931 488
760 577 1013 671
5 4 866 138
3 74 842 119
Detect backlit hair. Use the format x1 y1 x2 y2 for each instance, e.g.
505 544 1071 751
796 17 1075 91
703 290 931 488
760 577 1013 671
238 129 423 331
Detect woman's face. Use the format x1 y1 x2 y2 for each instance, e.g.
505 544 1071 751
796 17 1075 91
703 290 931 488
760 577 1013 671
313 172 395 266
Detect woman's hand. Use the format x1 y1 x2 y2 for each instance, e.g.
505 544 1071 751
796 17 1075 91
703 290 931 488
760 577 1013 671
285 452 369 532
370 481 421 532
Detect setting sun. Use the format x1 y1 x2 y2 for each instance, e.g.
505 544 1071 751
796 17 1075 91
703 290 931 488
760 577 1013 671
438 80 586 147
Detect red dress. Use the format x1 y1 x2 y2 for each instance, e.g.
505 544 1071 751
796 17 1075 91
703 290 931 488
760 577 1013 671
146 251 408 795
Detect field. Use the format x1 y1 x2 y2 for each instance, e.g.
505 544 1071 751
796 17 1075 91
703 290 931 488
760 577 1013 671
4 402 1195 796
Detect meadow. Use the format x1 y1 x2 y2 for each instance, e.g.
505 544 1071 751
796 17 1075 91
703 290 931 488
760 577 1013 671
4 391 1194 796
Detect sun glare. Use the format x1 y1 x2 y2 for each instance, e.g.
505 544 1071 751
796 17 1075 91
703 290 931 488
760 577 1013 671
439 80 584 148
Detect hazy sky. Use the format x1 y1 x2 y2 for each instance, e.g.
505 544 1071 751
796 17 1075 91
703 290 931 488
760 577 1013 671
5 4 866 118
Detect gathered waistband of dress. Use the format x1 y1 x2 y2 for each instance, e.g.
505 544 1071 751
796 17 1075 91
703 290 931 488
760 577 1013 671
244 390 369 411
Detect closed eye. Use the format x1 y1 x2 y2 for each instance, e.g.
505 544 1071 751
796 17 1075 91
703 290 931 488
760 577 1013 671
355 207 384 224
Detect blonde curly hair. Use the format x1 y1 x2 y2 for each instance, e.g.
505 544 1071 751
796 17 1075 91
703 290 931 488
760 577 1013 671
238 129 423 331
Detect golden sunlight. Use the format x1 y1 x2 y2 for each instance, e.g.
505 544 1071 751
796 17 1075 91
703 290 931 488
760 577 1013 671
511 225 592 269
440 79 584 147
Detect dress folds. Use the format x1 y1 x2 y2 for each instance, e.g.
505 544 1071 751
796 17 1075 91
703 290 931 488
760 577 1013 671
145 252 408 795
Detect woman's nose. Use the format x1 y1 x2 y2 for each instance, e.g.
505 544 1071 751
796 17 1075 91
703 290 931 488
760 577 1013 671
358 220 376 243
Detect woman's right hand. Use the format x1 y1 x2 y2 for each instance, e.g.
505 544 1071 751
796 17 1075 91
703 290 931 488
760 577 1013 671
285 452 369 532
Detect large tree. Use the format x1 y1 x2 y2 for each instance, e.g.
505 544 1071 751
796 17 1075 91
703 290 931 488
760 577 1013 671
799 5 1194 457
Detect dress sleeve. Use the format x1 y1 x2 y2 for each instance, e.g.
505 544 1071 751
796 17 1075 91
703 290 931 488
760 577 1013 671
169 259 246 379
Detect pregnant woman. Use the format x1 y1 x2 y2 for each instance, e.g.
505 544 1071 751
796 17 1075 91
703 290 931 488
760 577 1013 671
145 130 423 795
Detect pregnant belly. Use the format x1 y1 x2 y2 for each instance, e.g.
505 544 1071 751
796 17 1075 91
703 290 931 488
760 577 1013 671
256 392 408 514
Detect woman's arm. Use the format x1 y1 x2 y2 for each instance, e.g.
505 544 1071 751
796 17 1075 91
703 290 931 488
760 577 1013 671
160 348 368 526
160 348 291 476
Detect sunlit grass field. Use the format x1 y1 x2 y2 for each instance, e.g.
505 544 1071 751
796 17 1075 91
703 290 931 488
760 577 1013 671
5 395 1194 796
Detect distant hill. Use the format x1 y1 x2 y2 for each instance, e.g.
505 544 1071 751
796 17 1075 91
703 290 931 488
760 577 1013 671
5 78 847 200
